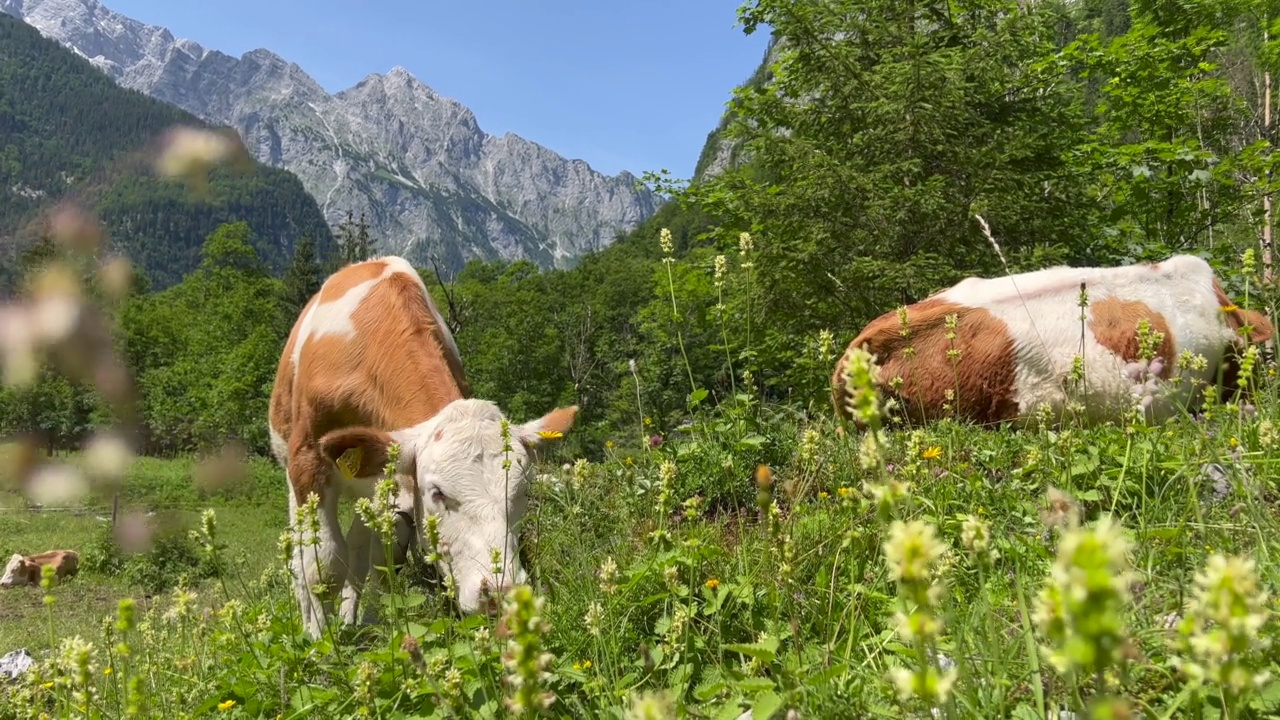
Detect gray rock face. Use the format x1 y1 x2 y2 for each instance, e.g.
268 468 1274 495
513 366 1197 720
2 0 662 270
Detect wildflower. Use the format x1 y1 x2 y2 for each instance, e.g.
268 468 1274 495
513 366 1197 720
583 600 604 637
815 328 835 363
882 518 954 707
920 446 942 461
1041 486 1080 531
154 126 251 184
713 254 727 283
659 228 674 257
755 464 774 515
888 665 957 706
499 585 556 715
605 440 614 449
961 514 997 563
818 491 829 500
884 520 948 586
82 431 134 485
1260 420 1276 448
535 430 563 440
98 257 134 303
705 578 720 590
598 556 619 595
863 478 911 520
1170 554 1274 703
26 461 89 506
624 690 676 720
1033 514 1134 678
217 700 236 711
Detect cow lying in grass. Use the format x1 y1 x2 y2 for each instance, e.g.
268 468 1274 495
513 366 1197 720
832 254 1274 428
1 549 79 588
269 255 577 638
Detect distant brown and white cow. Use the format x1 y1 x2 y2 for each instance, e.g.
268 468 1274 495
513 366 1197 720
269 255 576 637
831 254 1274 428
1 550 79 588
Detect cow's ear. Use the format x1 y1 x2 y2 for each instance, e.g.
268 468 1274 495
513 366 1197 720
517 405 578 449
318 427 396 479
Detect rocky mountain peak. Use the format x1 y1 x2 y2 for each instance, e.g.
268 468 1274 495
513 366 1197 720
3 0 662 271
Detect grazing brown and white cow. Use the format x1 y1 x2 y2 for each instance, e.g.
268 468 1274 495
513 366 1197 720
831 254 1274 428
1 550 79 588
269 255 576 637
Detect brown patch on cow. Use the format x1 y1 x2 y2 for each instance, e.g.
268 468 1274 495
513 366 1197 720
317 258 388 303
1211 279 1275 398
268 294 318 457
272 259 472 501
1212 279 1275 344
832 299 1020 427
1087 297 1175 377
21 549 79 585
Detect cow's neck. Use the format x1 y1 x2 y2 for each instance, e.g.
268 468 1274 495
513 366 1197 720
375 344 469 432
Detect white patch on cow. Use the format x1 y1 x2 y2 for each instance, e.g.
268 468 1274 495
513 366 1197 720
935 254 1235 423
0 554 25 587
268 425 287 467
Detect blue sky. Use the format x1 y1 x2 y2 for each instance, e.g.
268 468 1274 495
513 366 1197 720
102 0 772 180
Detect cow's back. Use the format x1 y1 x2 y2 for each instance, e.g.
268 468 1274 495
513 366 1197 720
268 257 468 469
834 255 1247 426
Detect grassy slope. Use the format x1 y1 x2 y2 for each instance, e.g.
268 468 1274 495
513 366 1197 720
2 379 1278 717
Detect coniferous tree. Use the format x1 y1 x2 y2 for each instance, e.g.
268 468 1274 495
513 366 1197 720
282 233 323 316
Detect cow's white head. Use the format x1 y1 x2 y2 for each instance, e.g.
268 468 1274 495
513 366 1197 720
1 553 29 588
318 398 576 614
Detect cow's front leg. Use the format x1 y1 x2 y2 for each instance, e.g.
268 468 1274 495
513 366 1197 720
339 514 373 626
289 481 349 638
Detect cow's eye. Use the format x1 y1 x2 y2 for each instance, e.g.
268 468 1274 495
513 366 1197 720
430 487 447 507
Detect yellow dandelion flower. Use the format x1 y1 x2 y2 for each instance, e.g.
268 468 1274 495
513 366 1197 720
103 667 112 675
705 578 720 589
582 660 592 669
1222 304 1239 313
818 491 830 500
41 682 54 689
605 440 614 449
218 700 236 710
573 661 582 670
921 446 943 460
1229 437 1240 449
837 486 853 498
536 430 563 440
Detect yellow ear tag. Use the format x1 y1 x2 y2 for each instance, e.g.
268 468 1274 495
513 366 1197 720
336 447 363 480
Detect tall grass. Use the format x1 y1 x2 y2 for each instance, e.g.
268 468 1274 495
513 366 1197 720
3 231 1279 719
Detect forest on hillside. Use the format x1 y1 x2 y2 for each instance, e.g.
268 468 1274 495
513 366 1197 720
3 0 1279 462
0 13 336 292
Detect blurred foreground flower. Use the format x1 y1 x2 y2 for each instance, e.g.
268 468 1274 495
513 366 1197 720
1170 553 1274 708
153 126 252 196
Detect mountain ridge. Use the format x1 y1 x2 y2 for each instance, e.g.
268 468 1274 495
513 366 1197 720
0 11 336 290
2 0 662 271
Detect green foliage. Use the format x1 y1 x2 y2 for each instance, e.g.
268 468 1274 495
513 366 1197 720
80 519 216 595
0 13 335 291
120 222 285 455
